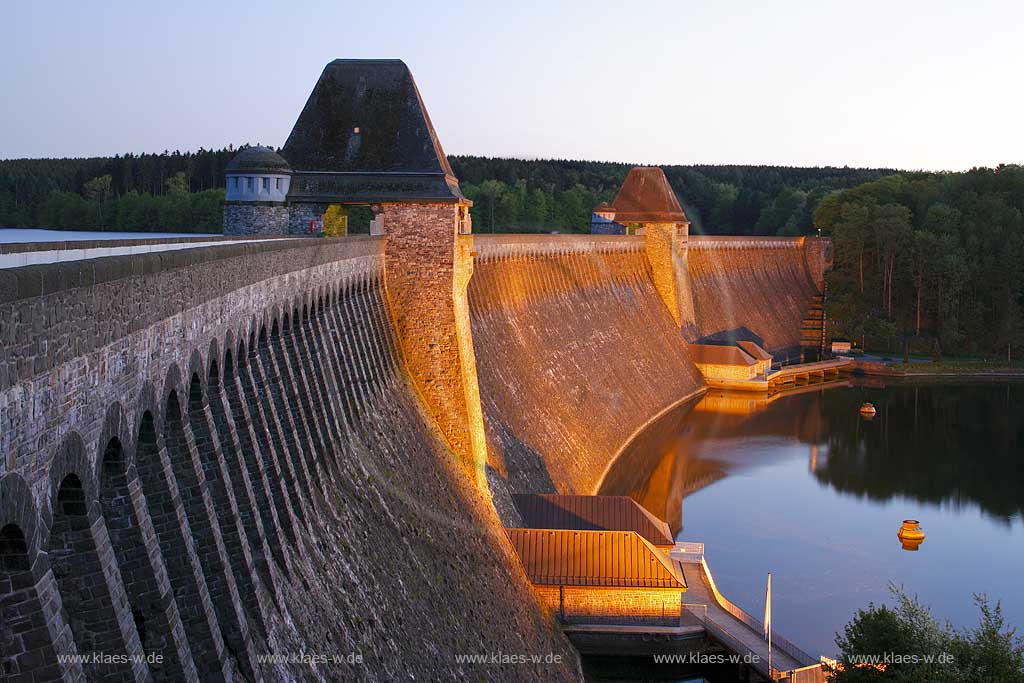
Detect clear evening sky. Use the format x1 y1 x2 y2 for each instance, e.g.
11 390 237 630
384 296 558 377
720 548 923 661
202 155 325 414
2 0 1021 170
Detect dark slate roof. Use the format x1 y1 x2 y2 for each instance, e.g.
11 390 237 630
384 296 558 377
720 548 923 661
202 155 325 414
281 60 464 203
507 529 685 589
283 59 452 174
602 167 688 223
225 146 292 174
511 494 674 546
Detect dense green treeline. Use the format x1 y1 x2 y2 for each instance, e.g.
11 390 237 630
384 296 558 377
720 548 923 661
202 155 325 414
0 148 236 232
1 150 894 234
450 156 896 235
3 150 1022 358
814 166 1024 357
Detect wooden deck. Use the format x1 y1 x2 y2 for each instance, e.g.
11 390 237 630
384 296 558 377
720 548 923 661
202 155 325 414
768 359 851 388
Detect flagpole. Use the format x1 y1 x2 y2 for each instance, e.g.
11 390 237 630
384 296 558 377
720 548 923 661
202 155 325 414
765 572 772 675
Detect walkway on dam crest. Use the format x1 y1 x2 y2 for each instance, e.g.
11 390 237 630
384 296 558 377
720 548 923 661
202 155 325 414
0 234 299 269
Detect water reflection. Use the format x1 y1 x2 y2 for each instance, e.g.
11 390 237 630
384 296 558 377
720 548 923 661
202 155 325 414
598 379 1024 657
601 381 1024 529
814 382 1024 523
599 384 837 533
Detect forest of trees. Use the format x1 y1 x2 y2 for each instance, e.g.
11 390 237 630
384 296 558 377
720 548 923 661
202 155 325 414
451 156 895 235
2 148 1022 358
0 148 235 232
0 149 893 235
814 166 1024 358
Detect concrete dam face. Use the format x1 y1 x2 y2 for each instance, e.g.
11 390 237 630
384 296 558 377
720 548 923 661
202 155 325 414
688 236 830 356
0 228 829 681
0 238 579 683
468 235 706 500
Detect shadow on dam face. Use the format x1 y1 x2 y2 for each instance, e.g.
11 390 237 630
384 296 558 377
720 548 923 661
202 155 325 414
0 238 583 683
468 235 706 499
0 228 829 681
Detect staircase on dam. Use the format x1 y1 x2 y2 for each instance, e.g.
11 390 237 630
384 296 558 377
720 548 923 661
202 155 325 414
799 292 826 360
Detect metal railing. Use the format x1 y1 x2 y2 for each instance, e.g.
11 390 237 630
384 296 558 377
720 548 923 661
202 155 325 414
699 557 818 668
671 541 705 563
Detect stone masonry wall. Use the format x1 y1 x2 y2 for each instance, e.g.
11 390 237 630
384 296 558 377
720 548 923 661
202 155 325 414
0 238 580 682
687 236 824 355
381 202 487 486
223 204 290 236
468 235 706 505
533 585 683 627
643 222 697 337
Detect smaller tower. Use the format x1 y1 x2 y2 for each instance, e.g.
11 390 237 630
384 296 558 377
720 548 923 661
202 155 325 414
598 167 697 335
223 146 292 236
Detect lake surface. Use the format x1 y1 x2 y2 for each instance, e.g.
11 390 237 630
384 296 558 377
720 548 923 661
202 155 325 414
0 228 288 269
0 228 217 243
600 380 1024 658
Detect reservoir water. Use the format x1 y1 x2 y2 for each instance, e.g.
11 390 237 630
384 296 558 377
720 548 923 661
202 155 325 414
0 228 217 243
599 380 1024 658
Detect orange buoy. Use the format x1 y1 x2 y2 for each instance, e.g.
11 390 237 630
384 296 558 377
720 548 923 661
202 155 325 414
898 519 925 551
859 402 876 418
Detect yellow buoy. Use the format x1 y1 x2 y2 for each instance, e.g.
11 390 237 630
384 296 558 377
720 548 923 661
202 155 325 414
859 402 877 418
898 519 925 551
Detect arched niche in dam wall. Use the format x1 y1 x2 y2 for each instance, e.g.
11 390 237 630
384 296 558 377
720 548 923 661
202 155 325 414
468 234 706 501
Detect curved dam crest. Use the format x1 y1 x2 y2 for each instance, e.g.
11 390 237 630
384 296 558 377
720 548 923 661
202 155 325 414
0 229 828 681
469 234 705 500
0 237 580 682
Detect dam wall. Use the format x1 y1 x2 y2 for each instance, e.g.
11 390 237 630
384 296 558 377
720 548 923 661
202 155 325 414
687 236 827 356
0 238 579 682
468 235 705 501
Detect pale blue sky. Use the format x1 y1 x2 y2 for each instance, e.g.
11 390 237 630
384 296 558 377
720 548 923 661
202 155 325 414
2 0 1022 170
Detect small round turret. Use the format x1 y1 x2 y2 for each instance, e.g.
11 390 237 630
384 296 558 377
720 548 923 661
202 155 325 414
225 146 292 203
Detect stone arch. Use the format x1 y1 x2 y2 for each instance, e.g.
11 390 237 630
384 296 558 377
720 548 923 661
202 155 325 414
165 376 251 679
46 439 136 681
133 407 227 682
98 425 187 681
186 349 206 400
218 340 289 572
233 329 299 547
188 367 266 638
0 473 38 558
251 321 309 525
207 337 221 384
0 474 65 683
0 501 64 683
